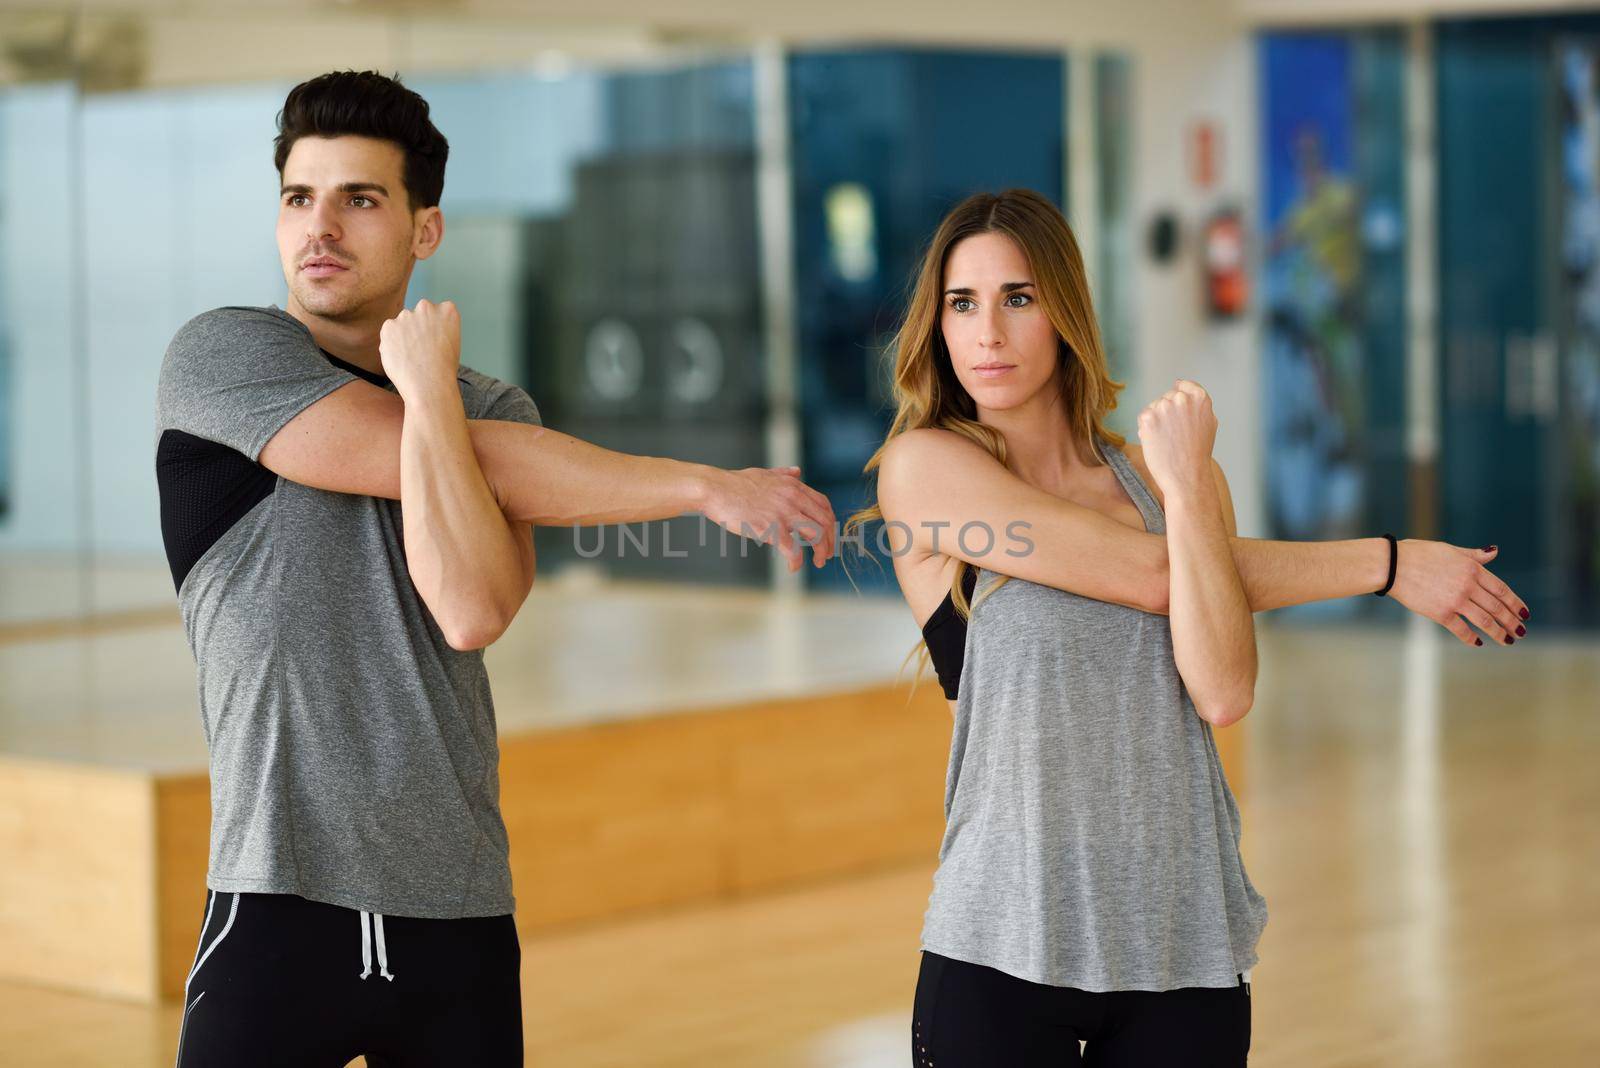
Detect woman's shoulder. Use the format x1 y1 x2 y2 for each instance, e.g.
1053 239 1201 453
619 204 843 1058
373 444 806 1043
878 427 1003 502
882 426 995 467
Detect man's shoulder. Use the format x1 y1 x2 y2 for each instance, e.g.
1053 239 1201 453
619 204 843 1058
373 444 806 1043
169 304 305 352
457 365 540 425
176 303 293 332
455 363 505 393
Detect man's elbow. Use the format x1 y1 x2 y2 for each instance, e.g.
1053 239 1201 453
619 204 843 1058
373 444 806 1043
442 623 500 653
440 603 513 652
438 558 534 651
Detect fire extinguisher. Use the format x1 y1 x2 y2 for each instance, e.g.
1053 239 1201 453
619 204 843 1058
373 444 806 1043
1203 207 1247 319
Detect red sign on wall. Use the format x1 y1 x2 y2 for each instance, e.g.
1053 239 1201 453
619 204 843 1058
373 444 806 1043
1190 120 1220 191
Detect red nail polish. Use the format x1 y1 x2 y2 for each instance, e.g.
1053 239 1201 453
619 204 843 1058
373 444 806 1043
1520 607 1529 620
1515 625 1525 637
1475 637 1483 646
1504 636 1515 645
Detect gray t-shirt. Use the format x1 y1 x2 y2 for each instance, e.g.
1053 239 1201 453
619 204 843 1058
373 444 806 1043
920 436 1268 991
154 304 540 918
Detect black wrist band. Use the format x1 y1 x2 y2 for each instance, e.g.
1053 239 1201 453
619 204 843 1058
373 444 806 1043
1374 533 1398 597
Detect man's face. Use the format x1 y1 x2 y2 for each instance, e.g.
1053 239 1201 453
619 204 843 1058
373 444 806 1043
276 135 435 321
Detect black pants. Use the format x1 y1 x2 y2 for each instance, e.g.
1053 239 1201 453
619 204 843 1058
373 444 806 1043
913 952 1251 1067
175 890 522 1067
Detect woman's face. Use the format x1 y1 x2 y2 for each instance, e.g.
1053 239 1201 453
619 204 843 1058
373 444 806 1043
940 231 1061 413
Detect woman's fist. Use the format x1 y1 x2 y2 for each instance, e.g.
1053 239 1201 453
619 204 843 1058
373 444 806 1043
1136 379 1217 496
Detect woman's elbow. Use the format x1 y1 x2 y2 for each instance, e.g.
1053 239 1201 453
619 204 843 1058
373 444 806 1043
1197 681 1255 728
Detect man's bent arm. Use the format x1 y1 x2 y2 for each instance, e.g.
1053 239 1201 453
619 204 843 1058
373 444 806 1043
400 386 534 650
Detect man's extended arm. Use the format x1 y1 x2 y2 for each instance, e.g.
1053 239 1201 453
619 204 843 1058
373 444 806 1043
258 370 837 568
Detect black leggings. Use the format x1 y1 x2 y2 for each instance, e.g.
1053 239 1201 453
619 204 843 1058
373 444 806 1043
175 890 522 1067
913 951 1251 1067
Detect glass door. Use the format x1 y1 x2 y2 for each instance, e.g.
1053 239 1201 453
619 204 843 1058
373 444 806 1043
1436 14 1600 625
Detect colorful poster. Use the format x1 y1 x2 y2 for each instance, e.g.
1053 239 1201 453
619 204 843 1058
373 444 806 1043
1260 34 1367 543
1556 41 1600 607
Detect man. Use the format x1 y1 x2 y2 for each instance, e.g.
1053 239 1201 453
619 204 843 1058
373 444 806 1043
155 70 833 1067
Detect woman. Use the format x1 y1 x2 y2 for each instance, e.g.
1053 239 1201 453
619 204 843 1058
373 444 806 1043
846 189 1528 1065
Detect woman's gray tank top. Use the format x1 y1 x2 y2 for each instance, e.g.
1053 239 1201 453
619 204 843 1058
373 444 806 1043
920 436 1268 992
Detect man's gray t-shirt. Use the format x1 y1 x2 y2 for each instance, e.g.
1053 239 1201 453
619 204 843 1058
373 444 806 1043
154 304 539 918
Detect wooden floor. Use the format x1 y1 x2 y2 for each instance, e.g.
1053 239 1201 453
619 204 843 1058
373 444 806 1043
2 616 1596 1066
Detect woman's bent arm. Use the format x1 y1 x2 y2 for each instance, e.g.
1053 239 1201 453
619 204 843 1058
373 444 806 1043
1165 459 1256 726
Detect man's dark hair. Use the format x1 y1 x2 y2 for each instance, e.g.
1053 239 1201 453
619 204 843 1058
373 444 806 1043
273 70 449 210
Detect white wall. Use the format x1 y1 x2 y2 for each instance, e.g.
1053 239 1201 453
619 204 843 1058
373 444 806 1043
1 0 1269 552
78 86 287 554
1128 29 1266 536
0 85 84 551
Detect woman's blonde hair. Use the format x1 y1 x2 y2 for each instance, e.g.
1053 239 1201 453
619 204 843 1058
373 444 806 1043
844 188 1127 692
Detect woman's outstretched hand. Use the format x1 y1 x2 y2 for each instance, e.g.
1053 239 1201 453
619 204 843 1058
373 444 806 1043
1390 542 1529 647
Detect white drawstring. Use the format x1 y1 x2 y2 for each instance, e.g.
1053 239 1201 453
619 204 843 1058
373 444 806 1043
374 912 394 981
358 909 395 981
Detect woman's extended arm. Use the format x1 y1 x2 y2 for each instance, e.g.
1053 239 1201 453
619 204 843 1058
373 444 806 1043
876 427 1528 645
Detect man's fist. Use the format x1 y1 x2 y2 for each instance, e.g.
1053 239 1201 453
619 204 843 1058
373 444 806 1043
379 299 461 400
